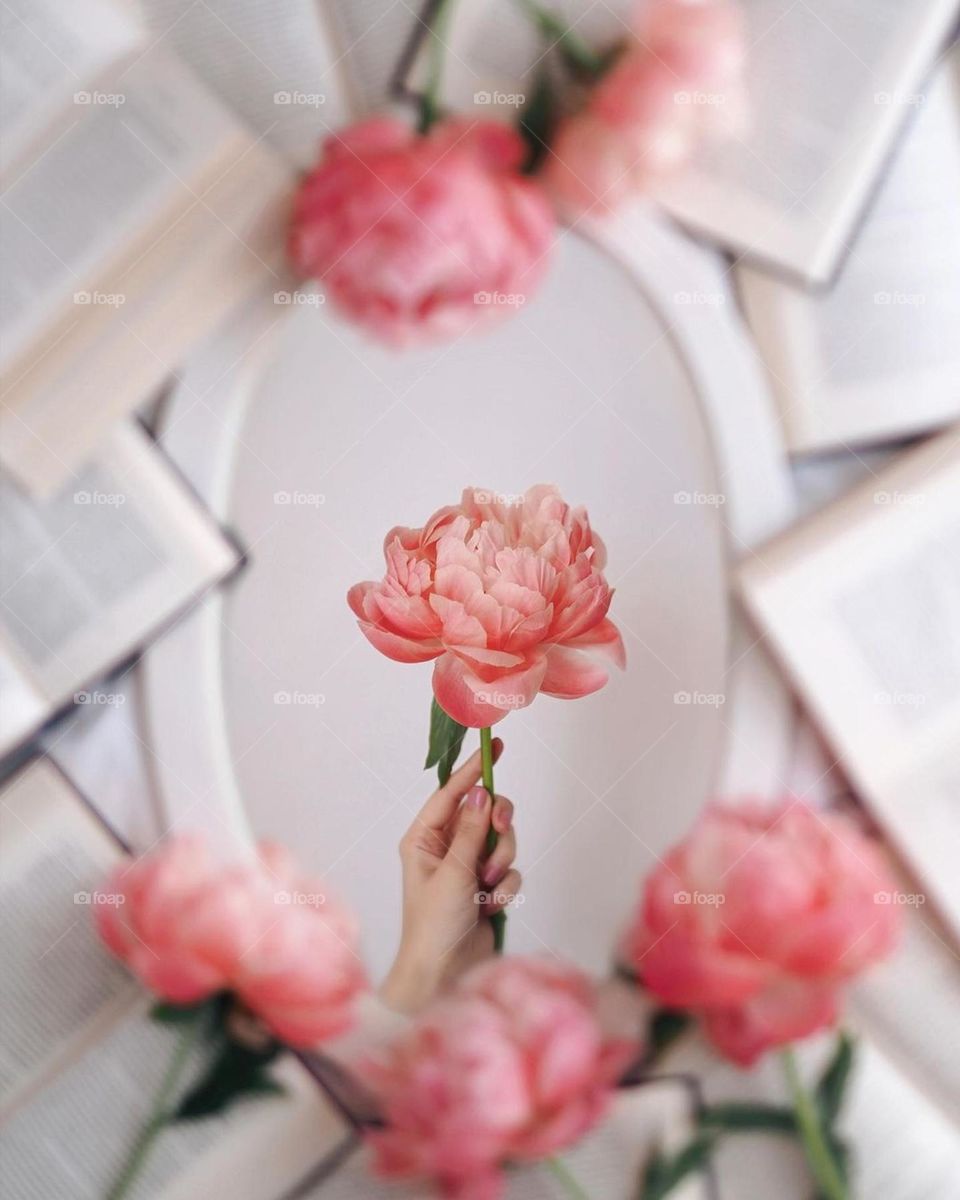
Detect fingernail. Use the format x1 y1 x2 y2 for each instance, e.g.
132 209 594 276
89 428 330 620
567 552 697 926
494 807 511 833
483 863 501 885
467 786 487 809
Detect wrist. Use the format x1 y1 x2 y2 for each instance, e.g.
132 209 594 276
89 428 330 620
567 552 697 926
379 947 444 1014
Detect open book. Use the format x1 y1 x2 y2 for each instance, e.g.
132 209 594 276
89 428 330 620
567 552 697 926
397 0 959 284
738 426 960 944
0 420 239 762
737 46 960 454
0 756 355 1199
0 0 294 496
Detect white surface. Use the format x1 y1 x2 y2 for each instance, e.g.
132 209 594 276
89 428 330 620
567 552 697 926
143 210 796 982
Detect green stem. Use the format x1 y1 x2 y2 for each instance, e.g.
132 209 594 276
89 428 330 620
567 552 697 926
546 1155 590 1200
514 0 605 78
480 726 505 953
106 1011 205 1200
781 1047 848 1200
418 0 457 133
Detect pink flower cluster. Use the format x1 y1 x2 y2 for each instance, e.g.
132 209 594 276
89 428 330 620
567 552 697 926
361 957 634 1200
96 835 367 1046
626 801 901 1065
289 117 554 347
349 485 625 727
548 0 746 215
288 1 745 346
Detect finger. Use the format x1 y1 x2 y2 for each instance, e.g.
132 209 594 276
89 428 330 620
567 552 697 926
481 868 522 913
442 786 493 877
491 794 514 837
480 829 516 889
415 737 503 832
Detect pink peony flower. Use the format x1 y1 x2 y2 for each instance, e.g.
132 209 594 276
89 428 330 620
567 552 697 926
288 116 555 347
348 485 625 727
360 957 635 1199
626 801 901 1066
95 835 367 1046
546 0 746 215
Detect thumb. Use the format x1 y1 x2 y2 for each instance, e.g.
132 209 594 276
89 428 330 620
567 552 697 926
444 786 492 878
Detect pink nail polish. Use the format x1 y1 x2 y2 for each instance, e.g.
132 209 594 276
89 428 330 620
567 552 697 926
467 786 487 809
483 864 501 886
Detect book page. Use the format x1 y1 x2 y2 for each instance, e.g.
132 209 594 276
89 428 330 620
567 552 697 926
0 422 237 756
0 48 245 373
140 0 354 165
738 50 960 453
0 757 138 1118
651 0 959 281
0 133 292 493
0 0 141 173
738 428 960 938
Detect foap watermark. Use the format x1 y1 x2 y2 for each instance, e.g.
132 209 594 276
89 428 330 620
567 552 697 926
675 89 727 106
874 290 925 307
74 890 125 907
674 889 725 907
674 490 726 507
474 290 525 308
74 489 126 507
274 490 325 507
873 489 925 508
474 89 525 107
475 690 526 710
274 889 327 908
473 490 524 506
75 690 126 708
674 690 725 707
874 890 925 907
273 90 326 108
673 290 726 307
475 888 525 908
274 290 325 307
873 689 926 710
74 290 125 307
874 90 924 108
74 90 125 107
273 690 325 707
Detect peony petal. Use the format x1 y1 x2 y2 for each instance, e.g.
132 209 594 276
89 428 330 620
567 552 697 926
540 646 609 699
432 654 513 728
358 620 442 663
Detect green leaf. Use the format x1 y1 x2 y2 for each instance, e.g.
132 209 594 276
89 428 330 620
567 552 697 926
150 995 223 1027
815 1032 855 1126
518 69 556 174
424 697 468 787
638 1133 717 1200
174 1036 283 1121
646 1009 692 1063
701 1102 797 1135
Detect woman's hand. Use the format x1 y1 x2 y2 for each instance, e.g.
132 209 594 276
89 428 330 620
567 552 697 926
379 738 520 1014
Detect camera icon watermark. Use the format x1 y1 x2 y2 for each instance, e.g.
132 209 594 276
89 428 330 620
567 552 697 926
74 691 126 708
673 690 725 707
74 90 125 107
74 290 125 307
874 890 925 906
273 690 325 707
73 489 126 507
75 890 125 906
474 889 525 907
474 290 526 308
474 89 526 107
673 889 725 907
273 90 326 108
273 490 325 508
274 290 325 307
274 889 326 908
